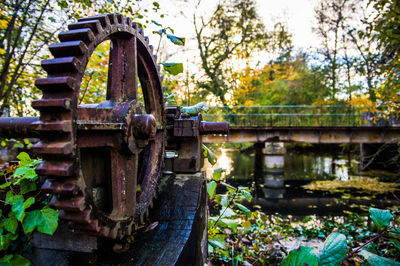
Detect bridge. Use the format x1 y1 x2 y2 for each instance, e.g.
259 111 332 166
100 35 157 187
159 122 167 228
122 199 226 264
201 105 400 143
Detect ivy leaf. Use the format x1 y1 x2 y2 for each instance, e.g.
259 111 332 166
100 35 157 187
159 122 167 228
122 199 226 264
240 190 252 202
16 152 31 166
212 168 225 181
37 206 59 235
166 34 185 46
12 197 35 222
19 179 37 194
281 246 318 266
13 167 37 182
152 29 164 36
152 20 162 26
216 194 229 207
220 207 236 218
369 207 393 229
22 210 41 234
235 203 251 213
318 232 347 266
0 182 11 189
209 238 226 249
207 181 217 199
359 249 400 266
218 218 238 233
5 191 23 205
0 254 13 264
161 63 183 75
202 144 217 166
9 254 30 266
221 182 237 193
3 216 18 234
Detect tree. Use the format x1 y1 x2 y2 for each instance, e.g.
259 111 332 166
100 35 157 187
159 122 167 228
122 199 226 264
368 0 400 109
232 54 330 106
0 0 66 116
313 0 359 100
194 0 273 105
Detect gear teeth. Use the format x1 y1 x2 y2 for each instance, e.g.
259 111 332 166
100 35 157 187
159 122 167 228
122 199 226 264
70 220 100 233
144 36 149 44
31 121 72 132
59 28 95 43
149 45 153 53
138 28 144 36
50 195 85 211
124 17 132 27
153 54 157 61
32 98 71 111
35 76 76 92
156 64 160 72
49 41 88 57
99 226 111 238
108 228 118 239
41 57 81 74
31 141 73 155
60 209 91 223
132 22 138 30
36 160 74 176
41 179 78 195
78 15 110 28
68 20 102 34
139 212 144 224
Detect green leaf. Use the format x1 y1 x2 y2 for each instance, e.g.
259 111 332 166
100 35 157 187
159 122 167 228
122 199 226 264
13 167 37 181
390 239 400 251
0 182 11 189
5 191 23 205
152 29 164 36
219 219 238 232
0 254 12 263
281 246 318 266
221 182 237 193
370 207 393 229
22 210 41 234
12 197 35 222
220 207 236 218
209 238 226 249
19 180 37 194
235 203 250 213
166 34 185 46
318 232 347 266
212 168 225 181
202 144 217 166
182 102 209 115
216 194 229 207
9 255 30 266
37 206 59 235
3 216 18 234
359 249 400 266
152 20 162 26
16 152 31 165
240 190 252 202
207 181 217 199
161 63 183 75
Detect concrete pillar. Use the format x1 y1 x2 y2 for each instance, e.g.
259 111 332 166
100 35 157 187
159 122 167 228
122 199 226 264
262 142 285 198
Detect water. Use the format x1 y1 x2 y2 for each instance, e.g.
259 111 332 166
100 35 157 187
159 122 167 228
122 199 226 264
203 144 400 215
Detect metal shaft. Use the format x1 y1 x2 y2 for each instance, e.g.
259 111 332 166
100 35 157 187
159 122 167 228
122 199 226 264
0 117 40 138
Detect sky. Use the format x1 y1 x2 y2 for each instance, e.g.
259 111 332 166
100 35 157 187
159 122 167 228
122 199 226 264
146 0 321 52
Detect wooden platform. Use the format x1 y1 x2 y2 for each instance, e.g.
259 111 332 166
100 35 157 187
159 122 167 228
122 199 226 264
27 172 207 266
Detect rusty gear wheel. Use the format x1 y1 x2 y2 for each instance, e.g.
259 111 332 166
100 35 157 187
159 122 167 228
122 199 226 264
31 14 165 239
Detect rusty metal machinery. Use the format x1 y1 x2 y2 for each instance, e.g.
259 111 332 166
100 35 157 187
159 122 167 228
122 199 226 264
0 14 228 241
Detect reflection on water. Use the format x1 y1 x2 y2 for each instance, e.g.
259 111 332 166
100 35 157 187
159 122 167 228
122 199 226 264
203 144 400 215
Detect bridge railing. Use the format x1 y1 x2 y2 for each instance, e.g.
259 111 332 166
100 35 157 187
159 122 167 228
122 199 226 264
201 105 380 127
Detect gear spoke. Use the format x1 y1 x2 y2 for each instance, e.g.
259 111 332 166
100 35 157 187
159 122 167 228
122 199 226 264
107 36 138 102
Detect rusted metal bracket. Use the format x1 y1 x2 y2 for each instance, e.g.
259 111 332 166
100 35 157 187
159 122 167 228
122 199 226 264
165 106 228 173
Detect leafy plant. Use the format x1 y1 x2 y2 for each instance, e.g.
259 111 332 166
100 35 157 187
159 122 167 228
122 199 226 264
0 152 59 265
281 207 400 265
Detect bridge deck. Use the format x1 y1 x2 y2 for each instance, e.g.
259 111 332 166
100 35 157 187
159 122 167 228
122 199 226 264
202 126 400 143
